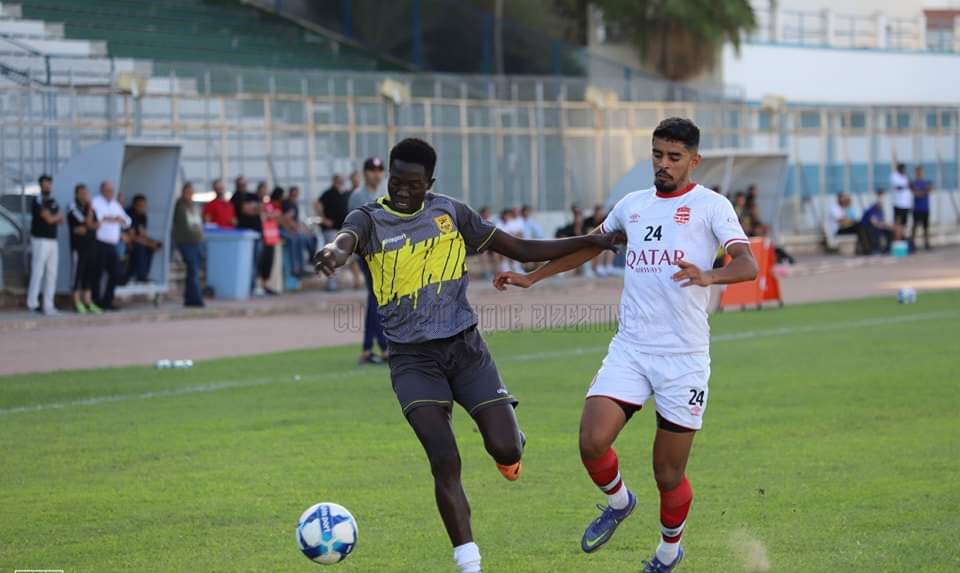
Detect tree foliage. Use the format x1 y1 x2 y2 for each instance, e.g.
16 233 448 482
592 0 759 81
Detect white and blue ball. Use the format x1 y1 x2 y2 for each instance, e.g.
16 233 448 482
296 502 358 564
897 287 918 304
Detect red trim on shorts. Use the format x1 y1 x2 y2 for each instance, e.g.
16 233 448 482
656 182 697 199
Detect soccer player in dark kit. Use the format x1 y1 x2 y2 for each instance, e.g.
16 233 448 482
313 138 623 573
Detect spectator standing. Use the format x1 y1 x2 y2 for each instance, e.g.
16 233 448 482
254 182 279 296
316 174 352 290
27 174 64 315
911 166 933 251
67 183 101 314
172 182 204 307
232 176 264 293
126 194 162 283
233 176 262 232
347 157 387 212
890 163 912 229
92 181 131 310
348 157 389 365
203 178 235 228
349 170 362 193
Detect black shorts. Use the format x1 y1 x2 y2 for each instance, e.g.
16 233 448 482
894 207 911 227
387 325 518 417
913 210 929 227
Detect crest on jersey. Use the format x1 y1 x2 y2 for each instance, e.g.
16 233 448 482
434 214 455 234
674 206 691 225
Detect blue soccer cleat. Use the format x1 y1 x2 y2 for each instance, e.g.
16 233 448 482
641 546 685 573
580 491 637 553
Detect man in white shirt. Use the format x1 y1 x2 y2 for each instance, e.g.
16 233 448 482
494 118 757 573
890 163 912 230
520 205 544 240
91 181 131 310
497 209 526 273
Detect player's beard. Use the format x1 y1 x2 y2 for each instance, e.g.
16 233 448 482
654 168 689 195
654 180 676 194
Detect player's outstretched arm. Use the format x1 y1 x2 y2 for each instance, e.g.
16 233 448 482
487 227 622 264
671 242 757 288
493 226 613 290
312 232 357 277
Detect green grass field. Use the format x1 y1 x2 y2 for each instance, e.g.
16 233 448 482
2 292 959 573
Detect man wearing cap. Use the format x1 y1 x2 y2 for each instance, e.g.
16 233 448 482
348 157 389 364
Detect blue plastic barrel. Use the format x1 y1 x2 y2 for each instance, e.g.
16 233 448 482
204 227 260 300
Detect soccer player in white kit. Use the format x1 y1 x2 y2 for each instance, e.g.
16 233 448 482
495 118 758 572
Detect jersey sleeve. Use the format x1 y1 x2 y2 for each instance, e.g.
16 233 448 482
710 197 751 253
68 208 83 230
599 196 628 233
451 199 497 254
340 208 374 257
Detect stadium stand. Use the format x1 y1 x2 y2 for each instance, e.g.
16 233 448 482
15 0 399 72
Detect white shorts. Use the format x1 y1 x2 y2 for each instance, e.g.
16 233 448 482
586 335 711 430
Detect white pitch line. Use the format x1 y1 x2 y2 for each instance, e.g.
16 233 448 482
1 310 956 417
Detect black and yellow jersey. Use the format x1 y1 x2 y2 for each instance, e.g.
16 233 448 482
341 193 497 344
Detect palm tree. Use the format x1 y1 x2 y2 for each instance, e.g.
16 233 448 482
593 0 760 81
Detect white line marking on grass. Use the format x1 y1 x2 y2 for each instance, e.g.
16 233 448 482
1 310 956 416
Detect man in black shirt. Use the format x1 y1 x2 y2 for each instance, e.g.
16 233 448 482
67 183 101 314
233 176 263 232
27 174 64 315
316 174 351 290
230 175 266 293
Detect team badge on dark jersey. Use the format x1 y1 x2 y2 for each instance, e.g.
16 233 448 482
434 213 455 234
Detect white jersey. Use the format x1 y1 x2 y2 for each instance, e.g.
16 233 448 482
601 183 749 354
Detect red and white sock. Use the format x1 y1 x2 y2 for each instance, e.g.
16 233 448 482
581 447 631 510
656 475 693 564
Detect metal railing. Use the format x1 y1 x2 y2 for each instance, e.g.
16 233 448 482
0 32 118 87
0 84 956 245
750 4 957 52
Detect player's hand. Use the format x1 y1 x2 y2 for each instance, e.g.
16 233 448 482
312 247 338 277
672 259 714 288
590 231 627 251
493 272 533 291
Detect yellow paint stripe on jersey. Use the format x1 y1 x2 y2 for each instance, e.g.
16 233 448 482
366 231 467 307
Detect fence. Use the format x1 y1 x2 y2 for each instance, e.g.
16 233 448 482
1 82 958 238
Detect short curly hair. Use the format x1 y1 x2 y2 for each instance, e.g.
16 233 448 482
652 117 700 152
389 138 437 178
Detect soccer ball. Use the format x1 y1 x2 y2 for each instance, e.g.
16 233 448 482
897 287 918 304
296 502 358 564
